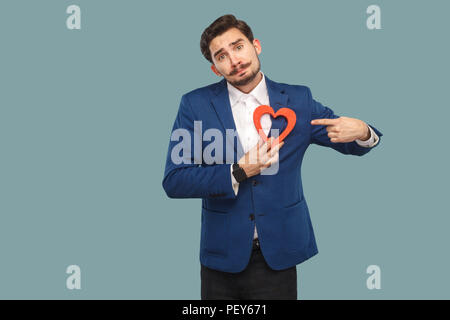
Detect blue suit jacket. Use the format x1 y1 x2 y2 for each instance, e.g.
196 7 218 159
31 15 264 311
162 75 383 273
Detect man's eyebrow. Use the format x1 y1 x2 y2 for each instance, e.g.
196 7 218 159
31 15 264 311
213 38 245 59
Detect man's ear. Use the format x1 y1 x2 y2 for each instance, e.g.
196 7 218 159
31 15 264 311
210 64 222 77
253 39 262 55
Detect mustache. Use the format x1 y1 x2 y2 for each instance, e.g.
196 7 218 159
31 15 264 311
229 62 251 76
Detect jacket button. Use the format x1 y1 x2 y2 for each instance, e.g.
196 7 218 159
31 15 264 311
252 180 258 186
249 214 255 221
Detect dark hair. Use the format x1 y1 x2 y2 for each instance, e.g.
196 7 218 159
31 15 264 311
200 14 254 63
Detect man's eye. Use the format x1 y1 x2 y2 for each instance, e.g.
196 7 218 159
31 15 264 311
219 54 225 60
237 45 243 50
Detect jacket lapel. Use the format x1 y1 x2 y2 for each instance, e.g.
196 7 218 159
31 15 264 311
210 78 243 155
265 76 289 139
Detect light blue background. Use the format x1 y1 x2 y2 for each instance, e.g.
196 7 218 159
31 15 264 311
1 0 448 299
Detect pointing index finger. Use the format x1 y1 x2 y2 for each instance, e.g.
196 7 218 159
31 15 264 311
311 118 338 126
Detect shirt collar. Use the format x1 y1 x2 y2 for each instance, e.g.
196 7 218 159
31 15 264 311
227 71 268 107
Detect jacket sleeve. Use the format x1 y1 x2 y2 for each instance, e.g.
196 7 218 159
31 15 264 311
308 87 383 156
162 94 237 199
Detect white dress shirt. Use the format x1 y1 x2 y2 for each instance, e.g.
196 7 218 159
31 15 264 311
227 72 379 239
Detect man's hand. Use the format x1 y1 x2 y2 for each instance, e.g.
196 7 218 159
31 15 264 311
311 116 370 143
238 137 285 178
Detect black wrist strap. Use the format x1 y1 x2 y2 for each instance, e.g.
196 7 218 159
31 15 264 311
232 163 247 183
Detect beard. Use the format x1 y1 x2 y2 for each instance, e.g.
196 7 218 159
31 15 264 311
228 56 261 87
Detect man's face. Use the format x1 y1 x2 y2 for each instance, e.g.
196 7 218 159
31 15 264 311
209 28 262 87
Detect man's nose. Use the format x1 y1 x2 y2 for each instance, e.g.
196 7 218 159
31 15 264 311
229 53 241 68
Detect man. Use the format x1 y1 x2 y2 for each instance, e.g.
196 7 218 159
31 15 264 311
162 14 382 300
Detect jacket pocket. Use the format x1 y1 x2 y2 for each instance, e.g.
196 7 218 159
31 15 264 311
282 199 311 253
201 208 230 256
202 205 228 214
284 197 302 209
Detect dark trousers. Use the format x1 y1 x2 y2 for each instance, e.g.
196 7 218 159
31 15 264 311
201 238 297 300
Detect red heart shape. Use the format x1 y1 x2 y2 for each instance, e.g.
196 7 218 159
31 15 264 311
253 105 296 143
